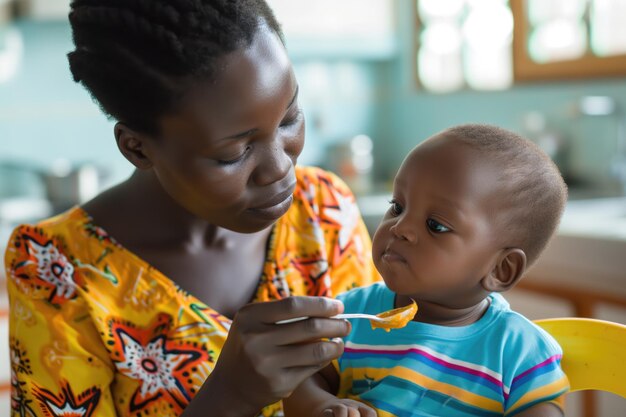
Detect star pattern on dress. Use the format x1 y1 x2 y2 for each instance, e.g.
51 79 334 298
107 314 210 413
33 382 101 417
291 255 330 297
323 189 360 250
16 235 77 304
116 330 198 410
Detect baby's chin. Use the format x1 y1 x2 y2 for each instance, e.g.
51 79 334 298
378 271 416 296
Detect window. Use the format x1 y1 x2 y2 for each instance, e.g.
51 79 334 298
512 0 626 81
413 0 626 91
414 0 513 92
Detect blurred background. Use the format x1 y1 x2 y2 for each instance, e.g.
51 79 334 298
1 0 625 415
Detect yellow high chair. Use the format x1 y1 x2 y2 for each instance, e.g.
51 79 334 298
534 318 626 416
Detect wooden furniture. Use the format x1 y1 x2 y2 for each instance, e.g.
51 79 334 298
519 279 626 417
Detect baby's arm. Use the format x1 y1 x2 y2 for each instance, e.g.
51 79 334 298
510 401 564 417
283 364 376 417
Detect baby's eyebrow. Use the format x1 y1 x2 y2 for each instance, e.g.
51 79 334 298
436 197 463 212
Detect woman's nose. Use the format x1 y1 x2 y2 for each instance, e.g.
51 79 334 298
252 138 293 186
389 216 417 243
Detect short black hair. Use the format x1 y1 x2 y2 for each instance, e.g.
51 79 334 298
442 123 568 266
67 0 283 135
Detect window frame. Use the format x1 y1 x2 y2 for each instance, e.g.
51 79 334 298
511 0 626 82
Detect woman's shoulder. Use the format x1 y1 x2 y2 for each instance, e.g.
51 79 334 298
4 206 120 304
5 206 111 263
8 206 100 243
5 206 93 257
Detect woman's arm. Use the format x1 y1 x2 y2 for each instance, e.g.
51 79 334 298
5 226 119 417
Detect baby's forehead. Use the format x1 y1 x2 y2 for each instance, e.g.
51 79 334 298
398 137 516 200
410 134 513 172
405 135 492 171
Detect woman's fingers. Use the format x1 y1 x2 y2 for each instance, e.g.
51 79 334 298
272 317 351 345
238 296 344 326
210 296 351 410
279 338 344 368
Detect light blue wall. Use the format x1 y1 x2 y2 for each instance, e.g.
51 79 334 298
0 20 126 197
0 20 386 197
372 0 626 196
2 2 625 200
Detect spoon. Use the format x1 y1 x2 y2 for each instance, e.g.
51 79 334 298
276 299 418 332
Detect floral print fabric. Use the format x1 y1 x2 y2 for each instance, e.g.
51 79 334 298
5 166 379 417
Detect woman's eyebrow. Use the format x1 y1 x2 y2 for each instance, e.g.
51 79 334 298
222 85 300 141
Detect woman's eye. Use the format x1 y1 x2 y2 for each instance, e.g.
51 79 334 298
279 109 302 128
218 146 250 165
426 218 450 233
388 199 403 216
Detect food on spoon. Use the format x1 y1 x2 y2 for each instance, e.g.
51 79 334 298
371 299 418 332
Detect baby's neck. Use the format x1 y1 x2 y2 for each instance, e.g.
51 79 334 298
396 295 491 327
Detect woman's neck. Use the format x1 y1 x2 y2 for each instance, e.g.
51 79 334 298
83 169 259 251
396 295 491 327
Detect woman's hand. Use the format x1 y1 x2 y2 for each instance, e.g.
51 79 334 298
185 296 351 417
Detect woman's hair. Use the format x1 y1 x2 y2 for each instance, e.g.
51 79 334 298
67 0 283 135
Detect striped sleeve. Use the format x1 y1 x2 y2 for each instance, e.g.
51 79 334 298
503 329 569 415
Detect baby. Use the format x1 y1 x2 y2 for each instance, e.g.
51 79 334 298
284 124 570 417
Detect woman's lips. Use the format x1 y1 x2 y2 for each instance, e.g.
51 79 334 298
247 184 296 220
247 194 294 220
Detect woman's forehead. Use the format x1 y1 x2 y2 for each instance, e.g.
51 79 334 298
157 26 296 144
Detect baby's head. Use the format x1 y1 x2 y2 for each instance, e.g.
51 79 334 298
372 124 567 308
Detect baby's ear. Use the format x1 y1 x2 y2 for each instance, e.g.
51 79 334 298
481 248 527 292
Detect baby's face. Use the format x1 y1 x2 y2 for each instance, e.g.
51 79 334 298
372 134 508 308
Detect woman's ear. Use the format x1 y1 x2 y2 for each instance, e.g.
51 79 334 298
481 248 527 292
115 122 153 170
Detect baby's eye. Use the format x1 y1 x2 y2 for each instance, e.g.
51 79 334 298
426 218 450 233
388 199 403 216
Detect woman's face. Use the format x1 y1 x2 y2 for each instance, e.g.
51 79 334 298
140 26 304 233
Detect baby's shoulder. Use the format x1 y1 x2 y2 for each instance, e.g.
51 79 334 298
489 296 562 355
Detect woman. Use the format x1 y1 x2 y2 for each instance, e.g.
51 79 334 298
4 1 378 416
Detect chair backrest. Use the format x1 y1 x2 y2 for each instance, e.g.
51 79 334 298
534 317 626 397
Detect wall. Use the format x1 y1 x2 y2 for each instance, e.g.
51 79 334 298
0 20 126 197
0 20 387 199
2 1 626 199
373 0 626 197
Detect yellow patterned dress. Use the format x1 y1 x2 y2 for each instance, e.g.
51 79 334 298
5 166 380 417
